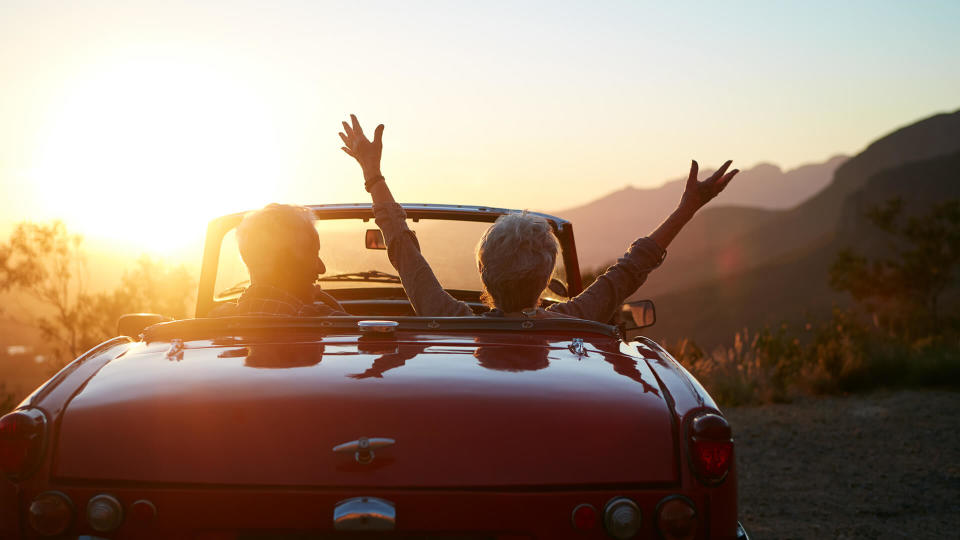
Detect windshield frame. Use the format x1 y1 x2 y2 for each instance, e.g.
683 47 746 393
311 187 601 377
195 203 583 317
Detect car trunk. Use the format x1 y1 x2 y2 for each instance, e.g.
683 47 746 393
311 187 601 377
54 335 677 487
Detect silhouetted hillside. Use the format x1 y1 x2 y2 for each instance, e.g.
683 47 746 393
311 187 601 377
559 157 846 267
837 150 960 247
647 149 960 347
639 109 960 299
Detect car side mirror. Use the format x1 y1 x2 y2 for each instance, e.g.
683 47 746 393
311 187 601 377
117 313 171 337
547 278 568 298
620 300 656 330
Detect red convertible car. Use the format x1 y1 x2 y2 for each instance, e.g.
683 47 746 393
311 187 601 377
0 204 749 539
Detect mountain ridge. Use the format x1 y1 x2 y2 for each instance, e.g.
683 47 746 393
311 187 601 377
558 155 848 269
646 147 960 347
634 108 960 299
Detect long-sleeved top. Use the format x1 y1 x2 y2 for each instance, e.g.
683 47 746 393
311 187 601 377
373 202 666 322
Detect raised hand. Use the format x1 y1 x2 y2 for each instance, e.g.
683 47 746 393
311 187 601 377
678 159 739 217
339 114 384 181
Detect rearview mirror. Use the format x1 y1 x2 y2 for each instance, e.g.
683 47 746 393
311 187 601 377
365 229 387 250
366 229 415 250
620 300 656 330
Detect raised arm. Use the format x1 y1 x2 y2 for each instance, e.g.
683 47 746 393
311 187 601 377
338 115 472 316
549 159 738 322
649 159 739 251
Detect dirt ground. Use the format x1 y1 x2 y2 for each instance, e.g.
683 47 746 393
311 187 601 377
726 389 960 539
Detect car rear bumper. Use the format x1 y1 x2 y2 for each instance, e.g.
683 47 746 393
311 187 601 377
12 485 742 539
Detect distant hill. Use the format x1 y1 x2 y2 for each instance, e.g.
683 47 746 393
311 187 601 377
558 156 847 268
837 150 960 247
646 149 960 347
637 109 960 299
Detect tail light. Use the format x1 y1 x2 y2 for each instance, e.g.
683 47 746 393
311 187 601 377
656 495 697 540
87 494 125 532
688 412 733 485
603 497 641 539
29 491 74 536
129 499 158 527
0 408 47 479
570 503 598 531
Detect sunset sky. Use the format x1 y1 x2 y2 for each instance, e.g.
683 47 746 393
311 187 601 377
1 1 958 258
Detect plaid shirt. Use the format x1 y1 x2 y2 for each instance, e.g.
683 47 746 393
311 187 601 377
210 284 346 317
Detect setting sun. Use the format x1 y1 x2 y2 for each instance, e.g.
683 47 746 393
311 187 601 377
26 53 291 253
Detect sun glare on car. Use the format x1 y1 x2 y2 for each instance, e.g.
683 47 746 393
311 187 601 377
27 54 292 254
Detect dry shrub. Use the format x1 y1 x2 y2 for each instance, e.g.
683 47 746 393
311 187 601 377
670 326 803 406
666 308 959 406
798 309 868 395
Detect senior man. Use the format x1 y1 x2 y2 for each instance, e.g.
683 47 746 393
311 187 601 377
210 203 347 317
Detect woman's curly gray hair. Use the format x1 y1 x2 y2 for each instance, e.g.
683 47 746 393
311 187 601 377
475 212 559 312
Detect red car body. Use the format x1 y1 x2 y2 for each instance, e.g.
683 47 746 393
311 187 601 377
0 204 748 539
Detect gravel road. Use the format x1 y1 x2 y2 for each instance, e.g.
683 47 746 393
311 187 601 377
726 389 960 539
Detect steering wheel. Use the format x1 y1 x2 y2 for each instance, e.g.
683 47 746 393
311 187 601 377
314 289 347 313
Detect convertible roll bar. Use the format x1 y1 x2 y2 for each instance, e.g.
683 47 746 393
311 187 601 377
195 203 583 317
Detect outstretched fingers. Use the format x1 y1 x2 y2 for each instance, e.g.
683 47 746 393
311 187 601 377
687 160 699 189
709 160 733 182
350 114 364 138
339 131 357 156
682 158 737 211
373 124 384 145
718 169 739 191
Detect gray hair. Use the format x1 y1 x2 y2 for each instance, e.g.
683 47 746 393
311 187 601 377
475 212 558 312
236 203 317 279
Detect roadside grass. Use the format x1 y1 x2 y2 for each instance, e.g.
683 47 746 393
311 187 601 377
665 309 960 406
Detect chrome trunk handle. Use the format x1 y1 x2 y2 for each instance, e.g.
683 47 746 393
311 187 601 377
332 437 396 464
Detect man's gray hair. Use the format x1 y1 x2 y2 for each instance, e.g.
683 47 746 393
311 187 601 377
236 203 316 278
475 212 558 312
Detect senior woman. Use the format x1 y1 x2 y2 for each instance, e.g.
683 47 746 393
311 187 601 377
339 115 738 322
